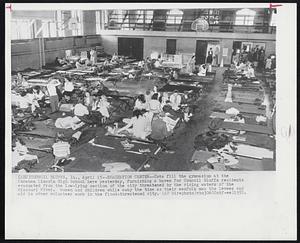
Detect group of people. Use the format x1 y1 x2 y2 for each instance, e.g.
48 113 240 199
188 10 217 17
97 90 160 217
113 86 192 141
232 46 274 71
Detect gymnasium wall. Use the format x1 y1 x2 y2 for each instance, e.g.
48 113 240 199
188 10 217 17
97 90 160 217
11 35 102 71
100 30 276 65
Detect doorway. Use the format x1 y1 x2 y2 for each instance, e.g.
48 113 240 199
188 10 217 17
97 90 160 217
118 37 144 60
195 40 208 65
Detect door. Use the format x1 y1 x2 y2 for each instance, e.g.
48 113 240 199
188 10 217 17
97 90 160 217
166 39 177 55
118 37 144 60
195 40 208 65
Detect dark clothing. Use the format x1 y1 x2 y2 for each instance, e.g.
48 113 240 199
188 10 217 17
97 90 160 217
150 117 171 140
206 50 213 64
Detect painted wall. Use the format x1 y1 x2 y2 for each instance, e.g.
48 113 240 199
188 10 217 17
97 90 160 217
11 35 102 71
100 30 276 65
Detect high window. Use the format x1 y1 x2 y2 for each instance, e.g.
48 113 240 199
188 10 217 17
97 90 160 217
235 8 256 25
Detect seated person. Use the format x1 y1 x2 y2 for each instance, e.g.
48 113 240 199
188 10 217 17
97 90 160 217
17 73 29 88
160 92 169 107
117 109 151 140
103 58 110 67
161 112 180 133
55 57 68 66
245 64 255 78
150 112 172 141
97 95 110 123
74 100 102 126
51 137 74 172
172 69 179 80
162 101 183 120
183 106 193 122
148 93 161 114
111 53 119 62
134 94 147 110
197 64 207 76
85 58 92 66
73 100 89 117
169 90 182 111
17 91 31 112
236 61 247 72
84 91 93 108
12 138 38 172
75 60 86 69
25 88 42 114
33 86 46 107
154 59 162 68
63 78 74 102
144 89 153 107
138 60 145 68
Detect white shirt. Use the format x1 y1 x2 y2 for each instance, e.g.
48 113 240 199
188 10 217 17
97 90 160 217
34 91 45 100
18 96 31 109
47 83 58 96
154 60 161 68
134 99 147 110
122 116 149 139
170 93 181 110
64 81 74 92
74 103 89 117
149 100 161 113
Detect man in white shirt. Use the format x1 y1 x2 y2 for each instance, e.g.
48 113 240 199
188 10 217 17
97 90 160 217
47 79 61 113
170 90 182 110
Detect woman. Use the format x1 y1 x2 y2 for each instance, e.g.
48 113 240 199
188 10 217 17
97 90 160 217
186 55 196 74
90 49 97 65
148 93 161 114
33 86 46 108
150 112 171 141
117 109 151 139
169 90 182 111
160 92 169 108
206 48 213 64
84 91 93 108
63 78 74 102
134 94 147 110
197 64 207 76
265 56 272 70
98 95 110 118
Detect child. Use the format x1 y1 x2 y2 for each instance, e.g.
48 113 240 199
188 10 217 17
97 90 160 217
51 136 74 172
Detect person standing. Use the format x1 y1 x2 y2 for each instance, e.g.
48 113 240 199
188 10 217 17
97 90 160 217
186 55 196 74
206 48 213 64
214 46 220 66
47 79 61 113
90 49 97 65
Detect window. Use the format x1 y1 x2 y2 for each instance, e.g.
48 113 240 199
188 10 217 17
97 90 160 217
166 39 176 54
11 19 33 40
235 8 256 25
167 9 183 24
71 10 83 36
